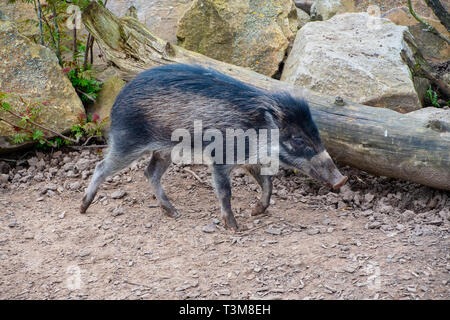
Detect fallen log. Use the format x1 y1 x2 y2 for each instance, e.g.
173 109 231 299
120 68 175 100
82 2 450 191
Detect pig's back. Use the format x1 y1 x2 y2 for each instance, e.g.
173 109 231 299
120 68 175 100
110 64 271 132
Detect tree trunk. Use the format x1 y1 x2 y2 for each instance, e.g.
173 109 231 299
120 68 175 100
82 2 450 191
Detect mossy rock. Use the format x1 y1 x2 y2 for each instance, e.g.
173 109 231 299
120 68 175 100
177 0 299 77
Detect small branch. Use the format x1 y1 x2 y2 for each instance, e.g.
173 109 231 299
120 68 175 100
83 34 95 70
183 167 205 184
41 14 59 59
123 280 153 289
68 144 107 150
408 0 450 44
35 0 45 46
73 15 78 70
90 38 94 65
83 34 92 70
81 135 100 146
3 109 79 143
75 88 96 102
0 117 22 130
0 117 57 147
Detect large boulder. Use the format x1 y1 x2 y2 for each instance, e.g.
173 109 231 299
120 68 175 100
281 13 423 113
0 12 85 152
0 0 39 40
382 7 449 64
106 0 193 44
296 8 311 29
88 74 125 134
177 0 299 77
310 0 355 21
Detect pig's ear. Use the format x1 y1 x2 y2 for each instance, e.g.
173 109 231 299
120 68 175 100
264 111 279 129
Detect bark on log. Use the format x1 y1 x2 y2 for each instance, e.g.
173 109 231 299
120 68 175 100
82 2 450 191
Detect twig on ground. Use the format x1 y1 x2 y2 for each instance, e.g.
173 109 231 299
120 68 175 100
68 144 107 150
183 167 205 184
82 135 100 146
123 280 153 289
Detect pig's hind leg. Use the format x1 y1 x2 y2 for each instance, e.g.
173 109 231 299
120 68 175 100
244 165 273 216
211 165 239 231
145 150 179 218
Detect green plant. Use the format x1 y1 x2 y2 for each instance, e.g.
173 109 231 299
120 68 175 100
66 67 102 104
8 0 106 105
71 112 107 142
426 86 441 108
0 91 105 148
1 91 55 146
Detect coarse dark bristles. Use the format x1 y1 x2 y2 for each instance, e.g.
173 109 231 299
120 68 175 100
129 64 318 128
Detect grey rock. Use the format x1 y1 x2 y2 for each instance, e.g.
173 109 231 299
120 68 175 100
112 207 125 217
33 173 44 182
8 219 17 228
81 170 90 180
340 185 354 202
307 228 320 235
368 221 382 229
264 226 283 235
0 173 9 183
202 223 216 233
217 289 231 296
63 163 75 171
69 181 81 191
75 158 92 171
365 193 375 203
79 250 90 258
111 190 126 199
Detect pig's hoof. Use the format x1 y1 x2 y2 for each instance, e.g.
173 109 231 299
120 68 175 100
80 196 89 214
161 206 179 218
223 217 239 232
251 202 267 216
171 210 180 218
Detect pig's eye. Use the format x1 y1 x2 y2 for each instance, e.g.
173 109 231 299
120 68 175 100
291 136 305 146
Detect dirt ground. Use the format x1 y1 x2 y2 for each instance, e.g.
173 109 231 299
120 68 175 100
0 148 449 300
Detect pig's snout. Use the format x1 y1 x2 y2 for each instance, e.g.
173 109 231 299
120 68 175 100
310 150 347 190
332 174 348 190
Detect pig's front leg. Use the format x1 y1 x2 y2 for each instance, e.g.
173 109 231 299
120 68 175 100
245 165 273 216
211 165 238 231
